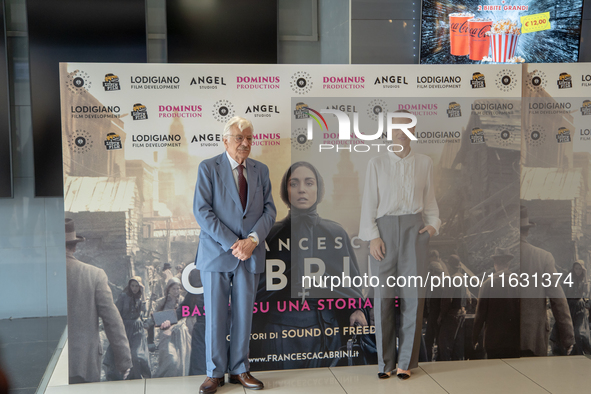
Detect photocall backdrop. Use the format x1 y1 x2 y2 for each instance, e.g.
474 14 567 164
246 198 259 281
59 63 591 382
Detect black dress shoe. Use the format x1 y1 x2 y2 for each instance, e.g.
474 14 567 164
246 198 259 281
229 372 264 390
199 376 224 394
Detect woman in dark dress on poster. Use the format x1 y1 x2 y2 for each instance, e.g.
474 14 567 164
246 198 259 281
154 277 191 377
104 276 151 380
252 161 370 370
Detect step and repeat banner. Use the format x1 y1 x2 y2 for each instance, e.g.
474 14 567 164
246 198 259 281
60 63 591 383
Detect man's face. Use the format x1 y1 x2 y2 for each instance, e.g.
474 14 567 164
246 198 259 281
391 116 415 148
224 125 253 164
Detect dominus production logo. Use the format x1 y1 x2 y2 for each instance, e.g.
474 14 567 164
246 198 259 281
494 125 517 147
496 69 518 92
557 73 573 89
131 103 148 120
294 102 310 119
556 127 571 143
525 125 546 147
103 73 120 91
470 72 486 89
447 102 461 118
69 130 93 153
67 70 91 94
367 99 388 121
292 127 312 151
291 71 313 94
470 128 485 144
104 133 122 150
212 100 235 122
581 100 591 116
526 70 547 92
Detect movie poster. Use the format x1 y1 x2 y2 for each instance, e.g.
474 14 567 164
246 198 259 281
420 0 584 64
60 63 588 384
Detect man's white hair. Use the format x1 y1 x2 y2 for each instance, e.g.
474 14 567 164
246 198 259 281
222 117 254 140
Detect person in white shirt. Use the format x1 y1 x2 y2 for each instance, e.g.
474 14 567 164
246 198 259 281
359 111 440 380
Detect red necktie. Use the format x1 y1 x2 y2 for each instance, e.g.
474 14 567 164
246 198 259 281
237 164 247 210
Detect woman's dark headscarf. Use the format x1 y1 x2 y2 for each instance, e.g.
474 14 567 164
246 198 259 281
279 161 325 215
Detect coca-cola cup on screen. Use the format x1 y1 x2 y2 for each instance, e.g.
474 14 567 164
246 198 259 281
468 18 492 61
449 12 474 56
488 19 521 63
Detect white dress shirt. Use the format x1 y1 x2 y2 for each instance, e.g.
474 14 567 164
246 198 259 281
225 152 259 244
359 150 441 241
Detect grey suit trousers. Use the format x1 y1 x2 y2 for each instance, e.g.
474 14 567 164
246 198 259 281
372 214 429 372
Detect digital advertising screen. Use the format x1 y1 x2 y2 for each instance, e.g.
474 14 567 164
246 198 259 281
420 0 585 64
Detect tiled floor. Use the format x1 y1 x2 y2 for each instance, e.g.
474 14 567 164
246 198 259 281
0 316 67 394
43 340 591 394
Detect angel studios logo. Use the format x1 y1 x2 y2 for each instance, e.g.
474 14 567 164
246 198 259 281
212 100 235 122
103 73 121 91
69 130 93 153
67 70 91 94
291 71 313 94
496 69 518 92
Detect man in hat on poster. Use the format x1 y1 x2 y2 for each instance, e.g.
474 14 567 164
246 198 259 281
193 116 276 393
519 206 574 356
65 218 131 383
473 247 520 359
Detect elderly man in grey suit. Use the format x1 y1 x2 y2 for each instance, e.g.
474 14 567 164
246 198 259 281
65 218 131 383
193 116 276 393
519 205 574 356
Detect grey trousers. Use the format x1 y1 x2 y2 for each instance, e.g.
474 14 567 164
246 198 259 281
372 214 429 372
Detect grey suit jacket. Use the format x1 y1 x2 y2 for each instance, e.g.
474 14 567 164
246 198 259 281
67 253 131 382
193 153 276 274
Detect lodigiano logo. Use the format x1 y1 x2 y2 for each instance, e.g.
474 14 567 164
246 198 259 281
302 108 417 152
